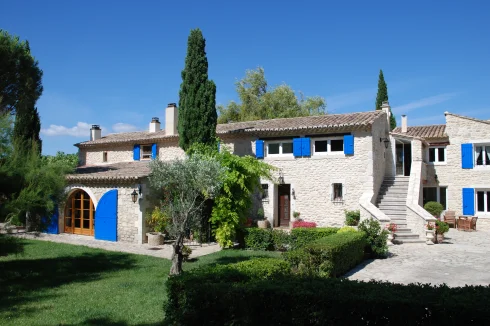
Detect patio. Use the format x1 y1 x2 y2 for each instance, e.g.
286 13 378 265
347 228 490 287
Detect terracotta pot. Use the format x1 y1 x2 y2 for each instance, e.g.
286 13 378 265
146 232 164 246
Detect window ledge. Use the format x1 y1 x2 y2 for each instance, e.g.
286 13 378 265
311 154 347 160
428 162 447 166
264 156 296 161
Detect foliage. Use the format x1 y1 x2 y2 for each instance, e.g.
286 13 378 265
435 220 450 235
41 151 78 169
165 272 490 325
148 154 226 275
146 206 171 233
375 69 396 130
217 67 326 123
182 245 192 261
178 28 217 151
13 103 42 154
244 227 273 251
424 201 444 217
223 257 291 280
256 207 264 219
426 222 435 230
337 226 358 233
284 232 366 278
289 227 339 250
358 218 389 258
386 223 398 233
0 234 23 256
292 220 317 228
345 209 360 226
271 229 291 251
188 143 275 248
292 211 300 219
0 30 43 115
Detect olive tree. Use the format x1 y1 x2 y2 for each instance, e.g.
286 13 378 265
148 154 226 275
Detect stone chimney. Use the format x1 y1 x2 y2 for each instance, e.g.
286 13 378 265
401 115 408 133
90 125 101 141
165 103 178 136
381 101 391 126
149 117 160 133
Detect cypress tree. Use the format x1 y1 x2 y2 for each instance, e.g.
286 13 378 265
375 69 396 130
13 102 42 154
178 29 217 151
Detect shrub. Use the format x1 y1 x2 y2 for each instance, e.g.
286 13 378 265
284 232 366 278
292 220 317 228
345 209 360 226
182 245 192 261
289 227 339 250
271 229 291 251
243 227 273 250
358 218 389 258
227 257 291 280
337 226 357 233
435 220 449 235
424 201 444 217
165 274 490 325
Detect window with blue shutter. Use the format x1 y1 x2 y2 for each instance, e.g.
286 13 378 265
293 138 303 157
462 188 475 215
256 140 264 159
95 189 118 242
301 138 311 157
151 143 157 159
133 144 140 161
461 143 473 169
344 135 354 155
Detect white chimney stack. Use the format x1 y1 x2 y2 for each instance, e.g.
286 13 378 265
90 125 101 141
165 103 178 136
402 115 408 133
149 117 161 133
381 101 391 125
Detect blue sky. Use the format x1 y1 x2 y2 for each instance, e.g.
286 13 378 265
2 0 490 155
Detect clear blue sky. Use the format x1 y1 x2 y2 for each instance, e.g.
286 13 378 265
2 0 490 155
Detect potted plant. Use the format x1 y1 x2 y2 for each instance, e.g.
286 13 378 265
256 208 270 229
293 211 301 220
425 222 435 244
146 207 170 246
385 223 397 244
423 201 444 219
435 220 449 243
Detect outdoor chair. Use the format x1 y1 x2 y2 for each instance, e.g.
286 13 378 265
471 216 478 231
443 211 456 228
458 216 471 231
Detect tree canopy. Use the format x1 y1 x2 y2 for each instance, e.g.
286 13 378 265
178 28 217 151
375 69 396 130
217 67 326 123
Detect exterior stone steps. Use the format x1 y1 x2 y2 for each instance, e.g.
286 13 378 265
393 238 425 244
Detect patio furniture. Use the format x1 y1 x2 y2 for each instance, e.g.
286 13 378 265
471 216 478 231
458 216 471 231
443 211 457 228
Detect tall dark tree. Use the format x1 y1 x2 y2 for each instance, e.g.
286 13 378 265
178 29 217 151
375 69 396 130
13 102 42 154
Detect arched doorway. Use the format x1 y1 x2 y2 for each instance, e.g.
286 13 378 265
64 190 95 236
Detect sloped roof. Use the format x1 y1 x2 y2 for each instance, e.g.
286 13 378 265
76 111 385 147
445 112 490 126
392 125 447 139
66 161 150 182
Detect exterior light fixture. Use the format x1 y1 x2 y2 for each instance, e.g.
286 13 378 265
131 189 138 203
435 174 439 183
278 170 284 184
292 188 296 199
380 137 390 149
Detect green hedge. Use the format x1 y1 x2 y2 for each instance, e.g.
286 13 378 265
164 273 490 325
243 228 273 250
289 227 339 250
284 231 366 277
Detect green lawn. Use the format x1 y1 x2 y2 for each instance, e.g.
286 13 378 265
0 236 280 326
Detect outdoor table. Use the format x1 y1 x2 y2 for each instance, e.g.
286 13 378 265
458 216 471 231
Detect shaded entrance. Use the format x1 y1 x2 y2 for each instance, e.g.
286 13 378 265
278 184 291 227
64 190 95 236
395 141 412 176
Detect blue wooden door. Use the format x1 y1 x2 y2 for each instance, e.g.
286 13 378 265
95 189 118 241
42 205 59 234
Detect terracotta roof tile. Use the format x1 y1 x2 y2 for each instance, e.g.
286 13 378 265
66 161 150 182
392 125 447 139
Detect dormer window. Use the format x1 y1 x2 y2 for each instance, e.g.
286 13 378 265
133 144 157 161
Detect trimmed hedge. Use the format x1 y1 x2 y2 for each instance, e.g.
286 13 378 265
289 227 339 250
164 273 490 325
284 231 366 277
243 228 273 250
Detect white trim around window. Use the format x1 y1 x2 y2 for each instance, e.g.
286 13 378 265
427 146 447 165
423 185 448 210
475 144 490 167
476 189 490 215
266 140 293 157
313 137 344 155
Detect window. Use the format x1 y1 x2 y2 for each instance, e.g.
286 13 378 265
141 145 152 159
103 152 108 162
428 146 446 163
423 186 447 210
313 138 344 154
476 190 490 214
267 141 293 156
332 183 343 202
475 145 490 166
261 184 269 201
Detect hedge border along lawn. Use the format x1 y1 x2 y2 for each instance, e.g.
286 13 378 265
164 270 490 325
289 227 339 249
284 231 366 277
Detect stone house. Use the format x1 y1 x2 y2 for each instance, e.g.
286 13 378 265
44 102 490 244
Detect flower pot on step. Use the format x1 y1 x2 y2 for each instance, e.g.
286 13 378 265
146 232 164 246
257 220 270 229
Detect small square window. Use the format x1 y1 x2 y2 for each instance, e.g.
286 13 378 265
282 142 293 154
103 152 108 162
331 139 344 152
332 183 343 202
268 143 280 155
315 140 328 152
261 184 269 200
429 148 436 162
428 146 446 163
142 145 152 159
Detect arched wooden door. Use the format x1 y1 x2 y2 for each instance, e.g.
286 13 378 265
64 190 95 236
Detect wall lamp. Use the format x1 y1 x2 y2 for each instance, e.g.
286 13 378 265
380 137 390 149
131 184 142 204
292 188 296 199
278 170 285 184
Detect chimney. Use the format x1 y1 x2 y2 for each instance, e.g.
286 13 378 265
381 101 391 125
165 103 178 136
401 115 408 133
149 117 160 133
90 125 101 141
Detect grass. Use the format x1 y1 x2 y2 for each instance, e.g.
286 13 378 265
0 235 280 325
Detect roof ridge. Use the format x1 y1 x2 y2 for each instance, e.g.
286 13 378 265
445 112 490 126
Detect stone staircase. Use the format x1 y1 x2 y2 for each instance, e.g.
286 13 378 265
377 176 423 244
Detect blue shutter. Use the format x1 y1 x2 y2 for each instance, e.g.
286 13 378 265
151 143 157 159
217 141 220 153
95 189 118 242
42 204 59 234
301 138 311 157
462 188 475 215
256 140 264 159
133 144 140 161
344 135 354 155
293 138 303 157
461 143 473 169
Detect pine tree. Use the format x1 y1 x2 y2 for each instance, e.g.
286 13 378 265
178 29 217 151
13 102 42 154
375 69 396 130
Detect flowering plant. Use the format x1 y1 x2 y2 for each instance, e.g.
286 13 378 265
426 222 435 230
386 223 397 233
292 220 317 228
